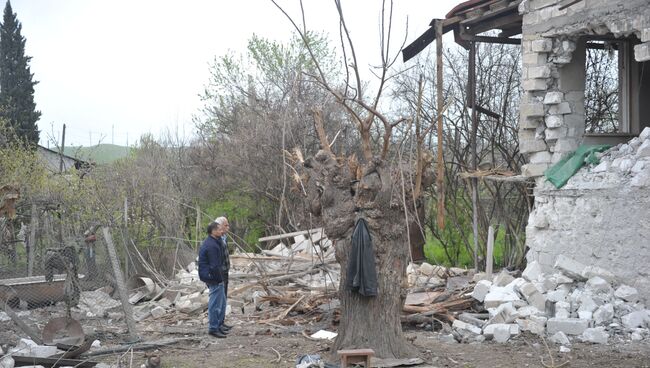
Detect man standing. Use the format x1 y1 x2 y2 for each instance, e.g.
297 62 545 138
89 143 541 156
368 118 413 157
198 221 228 338
214 216 231 330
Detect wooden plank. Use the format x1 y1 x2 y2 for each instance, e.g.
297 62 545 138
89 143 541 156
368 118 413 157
27 203 37 276
12 355 98 368
486 226 495 277
258 228 323 242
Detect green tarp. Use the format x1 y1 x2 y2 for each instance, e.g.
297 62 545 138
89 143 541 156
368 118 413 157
544 144 611 188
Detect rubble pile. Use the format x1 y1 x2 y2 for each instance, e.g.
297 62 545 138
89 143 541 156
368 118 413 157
455 255 650 345
588 126 650 186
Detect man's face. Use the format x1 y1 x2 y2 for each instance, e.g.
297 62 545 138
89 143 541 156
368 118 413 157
211 224 225 237
222 220 230 234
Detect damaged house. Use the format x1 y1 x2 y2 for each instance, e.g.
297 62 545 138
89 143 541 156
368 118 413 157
405 0 650 300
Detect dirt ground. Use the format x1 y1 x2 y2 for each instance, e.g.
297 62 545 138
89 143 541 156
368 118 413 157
89 325 650 368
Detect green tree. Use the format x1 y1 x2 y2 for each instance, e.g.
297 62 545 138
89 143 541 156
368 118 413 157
0 0 40 145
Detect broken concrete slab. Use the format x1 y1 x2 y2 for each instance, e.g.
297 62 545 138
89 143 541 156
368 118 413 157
593 304 615 325
483 288 521 309
621 311 649 329
522 261 543 282
493 271 516 287
586 276 612 293
549 331 571 345
10 338 60 358
615 285 639 302
581 327 608 344
554 255 587 281
517 282 547 311
546 318 589 335
471 280 492 302
452 319 482 335
487 302 519 324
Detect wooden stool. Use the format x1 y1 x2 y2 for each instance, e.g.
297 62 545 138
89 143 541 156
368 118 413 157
337 349 375 367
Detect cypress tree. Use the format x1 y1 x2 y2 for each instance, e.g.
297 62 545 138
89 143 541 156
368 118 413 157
0 0 40 145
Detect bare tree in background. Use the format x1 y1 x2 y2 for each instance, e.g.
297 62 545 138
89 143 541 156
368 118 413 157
273 0 432 357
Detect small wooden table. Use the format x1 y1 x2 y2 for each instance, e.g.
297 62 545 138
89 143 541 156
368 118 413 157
337 348 375 367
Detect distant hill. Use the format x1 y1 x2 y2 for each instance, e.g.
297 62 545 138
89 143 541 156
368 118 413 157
63 144 132 164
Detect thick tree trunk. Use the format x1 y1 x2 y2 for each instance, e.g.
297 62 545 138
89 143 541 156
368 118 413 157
301 150 417 358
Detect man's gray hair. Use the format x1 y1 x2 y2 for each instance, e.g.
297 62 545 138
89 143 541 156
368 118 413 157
214 216 228 225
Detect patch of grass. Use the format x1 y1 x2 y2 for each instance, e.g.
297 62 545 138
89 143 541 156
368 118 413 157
423 226 506 268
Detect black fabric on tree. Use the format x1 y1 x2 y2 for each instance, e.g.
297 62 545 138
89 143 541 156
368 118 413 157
346 218 378 296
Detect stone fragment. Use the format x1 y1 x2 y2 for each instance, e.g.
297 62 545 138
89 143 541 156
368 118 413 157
578 294 598 313
559 346 571 353
517 315 547 335
517 305 544 318
593 304 615 325
517 282 547 311
550 273 574 285
632 161 646 174
488 302 519 324
637 139 650 158
621 311 649 329
11 338 59 358
532 39 553 52
631 332 644 341
591 161 609 173
493 324 514 343
549 331 571 345
471 280 492 302
582 266 616 283
586 276 611 293
493 271 516 287
419 262 435 276
547 289 569 303
484 288 521 309
543 92 563 105
578 311 593 320
150 306 166 319
554 255 587 281
640 126 650 142
547 318 589 335
528 65 551 79
615 285 639 302
452 319 482 335
522 261 543 282
581 327 608 344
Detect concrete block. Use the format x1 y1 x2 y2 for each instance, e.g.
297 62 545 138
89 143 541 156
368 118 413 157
488 302 519 324
471 280 493 302
453 319 482 334
545 114 564 128
637 140 650 158
151 306 166 319
615 285 639 302
529 151 552 165
545 126 567 140
517 305 544 318
621 311 649 329
547 289 569 303
642 28 650 43
521 102 545 117
547 318 589 335
593 304 614 325
517 316 547 335
528 65 551 79
586 276 611 293
521 117 542 129
544 92 563 105
494 324 517 343
581 327 608 344
635 43 650 62
12 338 59 358
578 294 598 313
582 266 616 283
484 288 522 309
549 331 570 345
493 271 515 287
523 79 548 91
554 255 587 281
639 126 650 142
550 273 574 285
522 261 543 282
578 311 593 320
522 163 549 177
532 39 553 52
548 102 571 115
517 282 547 311
523 51 547 65
419 262 435 276
555 308 570 318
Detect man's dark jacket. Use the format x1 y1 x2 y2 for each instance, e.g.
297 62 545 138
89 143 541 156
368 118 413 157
346 218 378 296
198 235 226 285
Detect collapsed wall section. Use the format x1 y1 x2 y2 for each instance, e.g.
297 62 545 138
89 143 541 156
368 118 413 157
526 129 650 301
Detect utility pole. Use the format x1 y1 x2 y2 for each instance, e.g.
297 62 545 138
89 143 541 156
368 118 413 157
112 125 114 145
89 131 92 146
58 124 66 173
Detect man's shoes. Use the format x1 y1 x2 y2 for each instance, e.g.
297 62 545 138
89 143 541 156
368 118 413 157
208 330 227 338
219 327 230 334
222 323 232 329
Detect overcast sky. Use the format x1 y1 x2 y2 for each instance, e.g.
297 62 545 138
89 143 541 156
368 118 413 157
12 0 458 147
